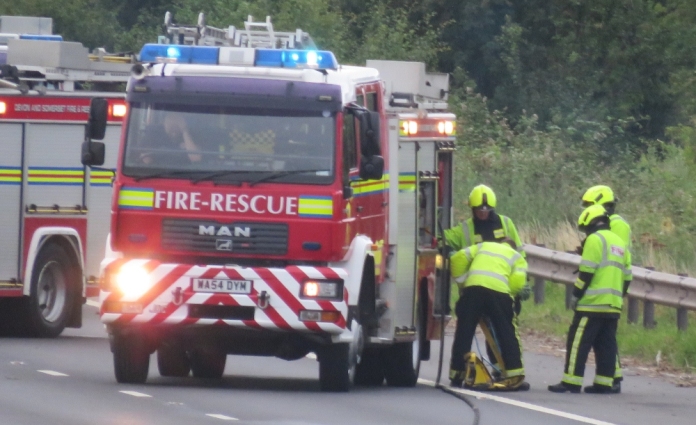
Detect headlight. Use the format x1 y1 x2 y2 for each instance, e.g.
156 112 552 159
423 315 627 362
115 263 151 299
300 280 343 301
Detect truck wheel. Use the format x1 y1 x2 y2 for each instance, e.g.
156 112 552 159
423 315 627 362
113 333 150 384
190 349 226 379
318 342 352 392
24 244 76 338
383 305 423 387
157 343 190 377
354 348 384 386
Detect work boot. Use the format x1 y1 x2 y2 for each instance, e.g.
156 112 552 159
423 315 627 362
491 368 502 380
548 382 581 393
515 381 531 391
450 379 463 388
584 384 620 394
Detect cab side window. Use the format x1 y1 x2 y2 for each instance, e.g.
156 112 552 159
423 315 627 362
366 92 378 111
342 113 358 183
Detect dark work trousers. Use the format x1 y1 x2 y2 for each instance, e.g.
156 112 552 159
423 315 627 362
562 313 618 388
451 286 523 375
486 296 522 365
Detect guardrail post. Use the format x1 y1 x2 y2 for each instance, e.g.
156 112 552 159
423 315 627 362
677 273 688 331
533 244 546 304
565 284 574 310
643 267 656 329
627 297 639 324
534 277 545 304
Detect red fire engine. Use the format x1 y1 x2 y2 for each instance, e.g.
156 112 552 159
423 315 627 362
0 16 129 337
83 14 456 391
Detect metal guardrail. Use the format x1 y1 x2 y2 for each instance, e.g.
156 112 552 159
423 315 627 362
523 244 695 330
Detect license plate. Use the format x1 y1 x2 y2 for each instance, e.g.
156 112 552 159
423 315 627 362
191 278 253 294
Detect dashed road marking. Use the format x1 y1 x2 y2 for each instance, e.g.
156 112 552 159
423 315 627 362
86 299 100 308
37 370 68 377
206 414 238 421
119 390 152 398
418 379 617 425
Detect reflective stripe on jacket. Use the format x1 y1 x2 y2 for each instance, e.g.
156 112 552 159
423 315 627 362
576 229 632 314
451 242 528 296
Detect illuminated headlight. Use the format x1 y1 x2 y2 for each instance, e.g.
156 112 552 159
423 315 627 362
301 280 343 300
115 263 151 298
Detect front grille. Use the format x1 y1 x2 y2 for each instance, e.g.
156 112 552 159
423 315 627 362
161 219 288 255
188 305 256 320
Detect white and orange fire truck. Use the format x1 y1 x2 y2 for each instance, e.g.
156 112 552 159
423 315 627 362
0 16 131 336
83 14 456 391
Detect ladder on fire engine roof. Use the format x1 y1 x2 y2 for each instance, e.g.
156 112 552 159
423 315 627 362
0 40 135 92
163 12 316 50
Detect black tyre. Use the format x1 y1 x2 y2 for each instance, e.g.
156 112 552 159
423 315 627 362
383 299 423 387
190 349 226 379
318 342 352 392
354 347 384 386
113 333 150 384
157 343 190 377
24 244 77 338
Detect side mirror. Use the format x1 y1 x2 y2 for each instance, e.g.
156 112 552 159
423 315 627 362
359 155 384 180
87 98 108 140
81 141 105 166
358 111 381 156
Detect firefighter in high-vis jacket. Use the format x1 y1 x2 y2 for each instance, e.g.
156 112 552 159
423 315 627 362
581 185 631 388
548 205 632 394
444 184 524 253
444 184 530 370
449 238 529 391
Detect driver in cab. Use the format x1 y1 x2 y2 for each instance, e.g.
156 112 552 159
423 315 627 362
140 113 202 165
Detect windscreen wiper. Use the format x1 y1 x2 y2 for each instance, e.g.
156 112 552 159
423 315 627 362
248 169 328 187
133 170 202 182
191 170 252 185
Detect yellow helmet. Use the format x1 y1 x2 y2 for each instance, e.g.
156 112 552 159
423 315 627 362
581 185 615 207
469 184 497 210
578 204 608 232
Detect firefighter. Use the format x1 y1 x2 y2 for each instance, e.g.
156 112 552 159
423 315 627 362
444 184 524 253
548 205 632 394
581 185 631 388
444 184 530 370
449 238 529 391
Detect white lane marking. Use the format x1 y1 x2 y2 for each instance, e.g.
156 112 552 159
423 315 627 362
86 299 100 308
305 353 317 360
37 370 69 377
418 379 617 425
206 414 238 421
119 390 152 398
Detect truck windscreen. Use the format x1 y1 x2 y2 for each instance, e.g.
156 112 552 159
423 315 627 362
122 103 336 185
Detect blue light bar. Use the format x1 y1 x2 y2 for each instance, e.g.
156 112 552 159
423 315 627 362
139 44 219 64
19 34 63 41
255 49 338 70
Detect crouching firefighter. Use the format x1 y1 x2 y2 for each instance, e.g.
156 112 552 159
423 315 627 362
449 238 530 391
548 205 632 394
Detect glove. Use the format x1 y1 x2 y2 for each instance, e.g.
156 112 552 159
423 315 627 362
569 296 579 310
518 284 532 301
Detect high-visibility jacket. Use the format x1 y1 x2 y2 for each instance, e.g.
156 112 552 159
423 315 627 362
450 242 528 296
444 214 524 255
576 229 632 314
610 214 632 250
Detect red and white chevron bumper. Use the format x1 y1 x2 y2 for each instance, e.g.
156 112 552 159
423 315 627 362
99 259 350 334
